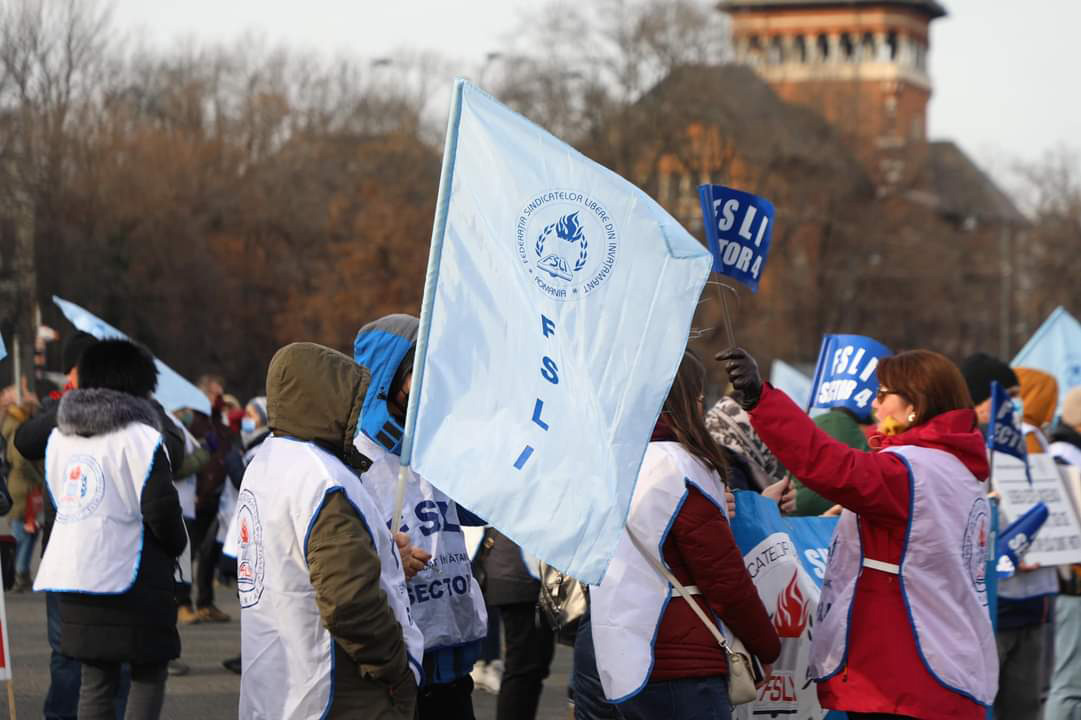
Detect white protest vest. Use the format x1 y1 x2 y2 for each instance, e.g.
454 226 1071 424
354 433 488 651
237 436 424 720
810 445 998 706
590 441 728 702
34 423 162 594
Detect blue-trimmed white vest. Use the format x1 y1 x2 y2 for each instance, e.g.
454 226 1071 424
237 436 423 720
590 441 729 703
810 445 998 706
354 433 488 652
35 423 162 594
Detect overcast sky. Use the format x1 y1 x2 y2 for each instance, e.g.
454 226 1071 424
110 0 1078 182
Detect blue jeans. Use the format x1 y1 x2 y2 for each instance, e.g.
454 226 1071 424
44 593 129 720
616 676 731 720
12 520 38 575
571 611 619 720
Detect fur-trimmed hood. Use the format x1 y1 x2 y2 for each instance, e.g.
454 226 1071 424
57 388 162 437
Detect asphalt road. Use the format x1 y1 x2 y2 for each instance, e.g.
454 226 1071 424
2 584 573 720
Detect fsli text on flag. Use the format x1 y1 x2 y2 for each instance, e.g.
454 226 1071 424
988 380 1031 485
806 334 891 421
403 80 712 584
53 295 210 415
697 184 775 292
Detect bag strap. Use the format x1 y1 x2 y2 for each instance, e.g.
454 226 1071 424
626 527 732 654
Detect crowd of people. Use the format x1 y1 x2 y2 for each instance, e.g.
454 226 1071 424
2 317 1081 720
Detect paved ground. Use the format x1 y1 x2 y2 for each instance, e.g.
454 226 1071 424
2 585 573 720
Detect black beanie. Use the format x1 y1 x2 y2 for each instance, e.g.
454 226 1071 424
62 331 99 374
960 352 1019 405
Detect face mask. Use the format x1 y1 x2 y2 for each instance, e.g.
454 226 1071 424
241 417 257 434
176 410 194 428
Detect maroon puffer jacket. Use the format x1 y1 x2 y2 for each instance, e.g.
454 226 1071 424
650 484 780 681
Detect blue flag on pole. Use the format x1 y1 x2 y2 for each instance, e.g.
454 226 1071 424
806 334 892 422
996 501 1049 578
988 380 1031 485
403 80 712 584
1013 306 1081 415
53 296 210 415
696 184 775 292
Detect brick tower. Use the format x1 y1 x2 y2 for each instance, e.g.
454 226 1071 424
719 0 946 186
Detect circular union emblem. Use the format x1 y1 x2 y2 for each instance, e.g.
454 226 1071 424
515 190 618 301
56 455 106 523
961 498 990 603
236 489 265 608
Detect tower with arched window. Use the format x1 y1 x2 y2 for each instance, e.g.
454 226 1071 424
719 0 946 186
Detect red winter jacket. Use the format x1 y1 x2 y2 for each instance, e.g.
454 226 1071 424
649 425 781 681
750 384 989 720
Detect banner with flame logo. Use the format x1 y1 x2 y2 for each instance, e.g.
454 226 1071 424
730 492 845 720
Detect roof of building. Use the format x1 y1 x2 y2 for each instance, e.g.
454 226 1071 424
911 141 1027 225
718 0 947 19
635 63 871 185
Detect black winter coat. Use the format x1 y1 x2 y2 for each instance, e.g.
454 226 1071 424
45 389 188 664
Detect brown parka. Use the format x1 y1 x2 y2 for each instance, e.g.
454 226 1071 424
264 342 417 719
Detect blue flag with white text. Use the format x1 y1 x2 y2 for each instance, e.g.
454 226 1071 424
996 501 1048 578
988 380 1031 485
806 334 892 422
408 80 712 584
697 184 774 292
1013 306 1081 416
53 296 210 415
730 492 844 718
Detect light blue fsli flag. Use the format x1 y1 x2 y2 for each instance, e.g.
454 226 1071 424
1013 306 1081 414
53 296 210 414
0 332 6 362
407 80 712 584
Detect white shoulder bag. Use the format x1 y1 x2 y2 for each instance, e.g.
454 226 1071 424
627 528 762 705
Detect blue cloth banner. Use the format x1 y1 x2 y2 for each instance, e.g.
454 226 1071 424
405 80 712 584
696 184 774 292
53 296 210 415
996 501 1049 578
730 491 844 719
1013 306 1081 415
0 333 5 363
988 380 1031 484
806 334 892 422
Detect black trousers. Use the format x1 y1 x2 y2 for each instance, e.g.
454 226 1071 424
417 674 475 720
175 507 221 608
496 603 555 720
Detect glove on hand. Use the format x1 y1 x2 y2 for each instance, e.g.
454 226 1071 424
716 347 763 411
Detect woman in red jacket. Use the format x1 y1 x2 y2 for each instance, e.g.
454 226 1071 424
719 347 997 720
576 351 781 720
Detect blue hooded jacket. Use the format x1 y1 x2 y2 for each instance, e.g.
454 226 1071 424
353 314 417 456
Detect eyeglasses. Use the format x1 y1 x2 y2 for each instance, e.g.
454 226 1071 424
875 387 899 403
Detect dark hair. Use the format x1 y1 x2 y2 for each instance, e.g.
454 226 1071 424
78 339 158 397
663 350 730 478
877 350 974 427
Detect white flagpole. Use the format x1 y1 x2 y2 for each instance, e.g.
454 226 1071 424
391 78 467 534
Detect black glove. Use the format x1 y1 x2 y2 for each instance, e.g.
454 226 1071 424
716 347 763 411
